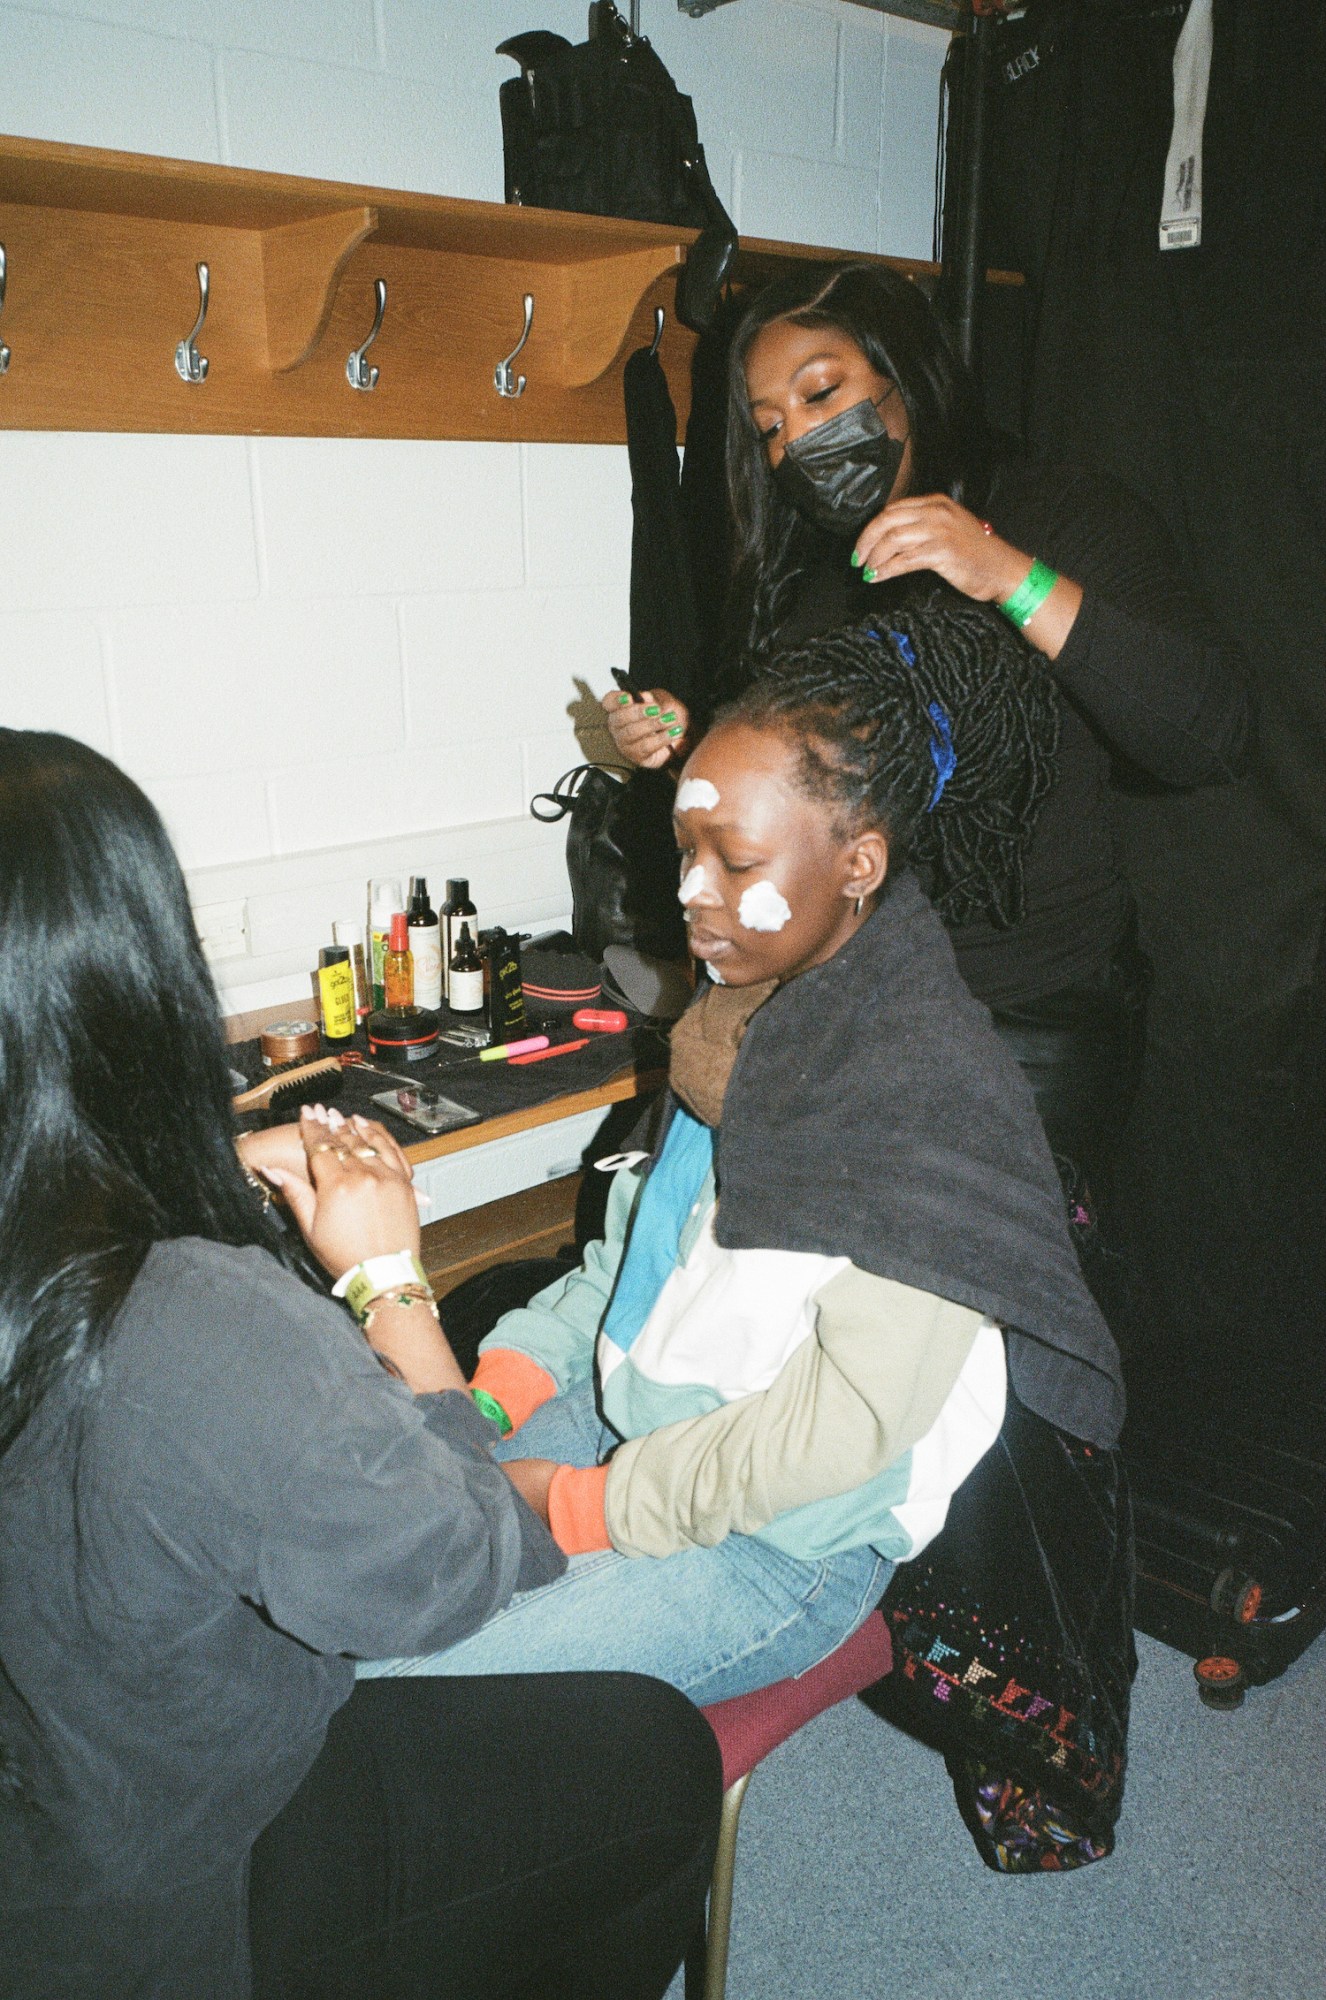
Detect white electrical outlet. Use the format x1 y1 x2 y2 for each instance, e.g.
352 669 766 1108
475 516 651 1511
194 898 250 964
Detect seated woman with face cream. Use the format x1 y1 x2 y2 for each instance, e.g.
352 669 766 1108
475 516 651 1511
361 602 1125 1703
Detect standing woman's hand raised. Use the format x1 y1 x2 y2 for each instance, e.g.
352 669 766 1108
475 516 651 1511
852 495 1082 661
601 686 692 770
853 494 1029 602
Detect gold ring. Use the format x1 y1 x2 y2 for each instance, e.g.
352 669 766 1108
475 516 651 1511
352 1145 379 1160
309 1141 343 1156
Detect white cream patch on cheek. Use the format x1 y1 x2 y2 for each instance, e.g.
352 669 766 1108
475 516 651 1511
675 778 720 814
678 864 707 907
737 880 793 933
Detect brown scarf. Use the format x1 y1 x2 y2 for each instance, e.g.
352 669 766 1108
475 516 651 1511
668 976 779 1129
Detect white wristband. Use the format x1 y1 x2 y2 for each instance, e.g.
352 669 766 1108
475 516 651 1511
332 1250 429 1323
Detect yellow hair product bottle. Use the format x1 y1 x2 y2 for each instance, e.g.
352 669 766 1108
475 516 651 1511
317 945 356 1042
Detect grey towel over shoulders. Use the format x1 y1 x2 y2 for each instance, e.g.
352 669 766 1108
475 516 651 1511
715 871 1125 1447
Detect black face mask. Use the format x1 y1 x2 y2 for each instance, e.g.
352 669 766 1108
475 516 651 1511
772 392 906 537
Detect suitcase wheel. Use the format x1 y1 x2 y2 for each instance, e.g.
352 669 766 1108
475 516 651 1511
1209 1568 1263 1625
1194 1655 1248 1710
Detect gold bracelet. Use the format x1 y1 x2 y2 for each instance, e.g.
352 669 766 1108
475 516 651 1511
240 1164 273 1210
360 1284 439 1339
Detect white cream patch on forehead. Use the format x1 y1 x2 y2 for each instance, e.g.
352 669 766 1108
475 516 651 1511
678 864 707 907
675 778 720 814
737 880 793 933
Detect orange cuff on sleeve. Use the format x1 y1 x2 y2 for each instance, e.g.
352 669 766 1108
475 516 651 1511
469 1349 558 1437
547 1462 613 1555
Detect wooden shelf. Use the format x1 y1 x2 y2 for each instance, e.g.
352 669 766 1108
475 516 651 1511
0 133 1018 444
421 1173 582 1299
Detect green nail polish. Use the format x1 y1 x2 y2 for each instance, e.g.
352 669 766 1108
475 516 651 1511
667 725 683 738
660 711 677 724
849 549 862 569
618 692 631 705
863 567 876 584
645 704 660 716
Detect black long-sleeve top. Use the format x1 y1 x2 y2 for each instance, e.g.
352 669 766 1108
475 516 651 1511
0 1240 563 1999
772 459 1251 1008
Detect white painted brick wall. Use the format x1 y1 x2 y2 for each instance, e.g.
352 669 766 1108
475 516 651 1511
0 0 946 1013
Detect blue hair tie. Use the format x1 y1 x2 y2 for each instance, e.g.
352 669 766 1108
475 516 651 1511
926 702 956 810
864 626 953 805
864 621 918 669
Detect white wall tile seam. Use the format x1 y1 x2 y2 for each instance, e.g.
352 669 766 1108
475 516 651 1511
0 4 208 59
212 41 396 87
516 442 531 591
395 596 413 744
245 438 269 597
0 0 385 67
263 771 285 856
95 616 120 762
212 34 232 168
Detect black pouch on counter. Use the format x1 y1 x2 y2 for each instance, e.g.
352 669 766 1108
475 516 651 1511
867 1387 1136 1874
496 2 737 329
530 763 687 968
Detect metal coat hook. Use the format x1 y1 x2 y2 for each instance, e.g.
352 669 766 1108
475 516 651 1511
174 262 209 384
649 305 665 359
0 245 9 376
346 278 387 392
494 293 534 398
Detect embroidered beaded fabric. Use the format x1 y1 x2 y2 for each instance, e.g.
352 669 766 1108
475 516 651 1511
868 1387 1136 1872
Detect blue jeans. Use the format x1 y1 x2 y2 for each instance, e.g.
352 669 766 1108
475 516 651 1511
357 1378 892 1705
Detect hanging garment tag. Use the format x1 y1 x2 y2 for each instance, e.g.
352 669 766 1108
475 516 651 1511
1159 0 1213 250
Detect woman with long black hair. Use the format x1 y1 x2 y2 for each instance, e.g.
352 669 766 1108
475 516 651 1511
0 729 719 2000
605 260 1250 1296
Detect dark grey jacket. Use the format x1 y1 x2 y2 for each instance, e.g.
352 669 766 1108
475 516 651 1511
0 1238 562 1999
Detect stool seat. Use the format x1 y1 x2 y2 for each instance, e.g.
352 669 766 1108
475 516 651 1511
701 1609 893 1791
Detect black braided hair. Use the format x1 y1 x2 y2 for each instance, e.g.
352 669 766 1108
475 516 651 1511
719 589 1060 929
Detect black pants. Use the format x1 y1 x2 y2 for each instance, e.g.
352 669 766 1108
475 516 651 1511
249 1674 721 2000
993 931 1150 1338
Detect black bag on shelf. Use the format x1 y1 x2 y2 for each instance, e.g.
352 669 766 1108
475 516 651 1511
530 762 687 968
496 2 737 329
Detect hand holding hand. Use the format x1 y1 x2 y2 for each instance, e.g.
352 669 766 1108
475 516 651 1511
601 686 691 770
853 495 1029 603
266 1107 421 1279
236 1121 311 1192
501 1457 560 1528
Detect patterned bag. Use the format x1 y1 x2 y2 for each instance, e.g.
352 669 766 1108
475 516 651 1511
868 1386 1136 1872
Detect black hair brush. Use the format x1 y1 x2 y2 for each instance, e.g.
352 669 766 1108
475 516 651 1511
232 1056 346 1123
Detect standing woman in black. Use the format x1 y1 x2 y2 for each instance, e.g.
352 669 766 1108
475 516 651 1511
604 262 1250 1278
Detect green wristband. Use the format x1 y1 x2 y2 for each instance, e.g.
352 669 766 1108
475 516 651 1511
471 1387 514 1438
1000 558 1058 630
